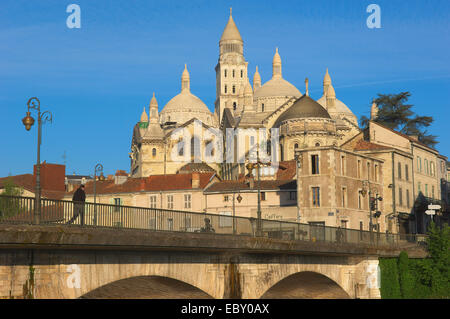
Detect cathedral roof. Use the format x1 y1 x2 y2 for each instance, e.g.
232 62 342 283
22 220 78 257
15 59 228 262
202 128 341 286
160 65 213 125
220 9 242 43
274 95 331 126
253 77 302 99
317 95 357 122
161 90 211 115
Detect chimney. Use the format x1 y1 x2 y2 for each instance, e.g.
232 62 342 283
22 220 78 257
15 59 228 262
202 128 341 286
140 179 146 191
192 172 200 189
33 163 66 192
114 170 129 185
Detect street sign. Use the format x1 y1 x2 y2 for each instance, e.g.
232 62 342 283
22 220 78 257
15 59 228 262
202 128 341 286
428 204 441 210
425 210 436 216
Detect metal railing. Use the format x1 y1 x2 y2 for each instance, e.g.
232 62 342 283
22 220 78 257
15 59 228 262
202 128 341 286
0 195 423 247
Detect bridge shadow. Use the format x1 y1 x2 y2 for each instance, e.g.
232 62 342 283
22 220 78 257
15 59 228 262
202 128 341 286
79 275 213 299
260 271 350 299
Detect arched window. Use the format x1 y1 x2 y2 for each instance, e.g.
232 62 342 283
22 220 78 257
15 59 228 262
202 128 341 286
232 69 235 78
224 85 227 94
240 70 243 78
224 69 227 78
178 140 184 156
190 136 201 162
261 103 265 112
294 143 299 149
152 148 156 157
232 85 236 94
233 102 237 110
267 140 271 156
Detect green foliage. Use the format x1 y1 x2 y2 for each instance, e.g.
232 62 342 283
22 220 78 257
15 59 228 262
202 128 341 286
423 222 450 297
397 251 415 298
359 92 438 148
379 258 401 299
0 178 23 220
380 223 450 299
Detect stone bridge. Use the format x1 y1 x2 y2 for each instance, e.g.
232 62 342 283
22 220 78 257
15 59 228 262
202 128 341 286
0 224 426 299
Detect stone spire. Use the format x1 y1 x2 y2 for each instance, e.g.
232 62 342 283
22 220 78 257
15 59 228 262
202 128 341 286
243 78 254 112
220 7 243 43
370 100 379 120
140 106 148 123
323 68 331 95
305 78 309 96
149 92 159 124
326 83 336 111
253 66 261 90
181 64 190 92
272 47 282 79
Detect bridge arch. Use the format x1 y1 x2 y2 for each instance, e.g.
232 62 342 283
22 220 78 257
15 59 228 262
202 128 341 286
260 271 350 299
240 260 357 299
59 261 225 299
79 275 213 299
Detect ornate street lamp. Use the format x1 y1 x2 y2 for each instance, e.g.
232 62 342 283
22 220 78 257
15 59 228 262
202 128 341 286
93 163 104 225
294 150 302 223
22 97 52 224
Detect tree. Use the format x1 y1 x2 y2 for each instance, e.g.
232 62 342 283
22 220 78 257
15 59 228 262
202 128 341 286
397 251 415 298
360 92 438 148
0 178 23 220
379 258 401 298
425 222 449 297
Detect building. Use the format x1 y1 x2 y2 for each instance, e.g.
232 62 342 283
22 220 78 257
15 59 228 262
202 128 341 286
129 10 359 179
0 162 66 200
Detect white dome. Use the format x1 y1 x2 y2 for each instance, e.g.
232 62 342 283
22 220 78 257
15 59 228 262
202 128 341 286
160 90 214 125
254 77 302 99
317 95 358 124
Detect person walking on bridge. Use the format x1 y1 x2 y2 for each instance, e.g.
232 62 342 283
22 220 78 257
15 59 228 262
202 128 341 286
68 184 86 226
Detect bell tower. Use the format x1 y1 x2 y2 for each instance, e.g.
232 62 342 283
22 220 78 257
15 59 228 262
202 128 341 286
215 8 249 123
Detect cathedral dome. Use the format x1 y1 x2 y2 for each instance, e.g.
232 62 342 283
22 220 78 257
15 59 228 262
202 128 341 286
254 77 301 99
253 48 301 99
274 95 331 127
160 65 214 126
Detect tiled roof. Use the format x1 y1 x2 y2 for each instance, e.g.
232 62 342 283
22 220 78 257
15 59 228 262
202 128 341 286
353 140 391 151
205 179 296 193
177 163 216 174
68 172 216 195
0 174 66 200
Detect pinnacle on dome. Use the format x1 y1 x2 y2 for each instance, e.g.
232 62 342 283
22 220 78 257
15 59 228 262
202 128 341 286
244 77 253 95
272 47 282 79
323 68 332 95
150 92 158 108
181 64 190 92
140 106 148 122
370 100 379 120
253 66 261 90
149 92 159 124
220 7 243 43
326 83 336 109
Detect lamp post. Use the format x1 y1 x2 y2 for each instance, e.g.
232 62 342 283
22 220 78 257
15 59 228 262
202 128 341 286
93 163 104 225
294 150 302 223
360 180 382 241
22 97 52 225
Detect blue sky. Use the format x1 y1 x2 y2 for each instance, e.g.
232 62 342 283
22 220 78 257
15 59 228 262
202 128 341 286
0 0 449 177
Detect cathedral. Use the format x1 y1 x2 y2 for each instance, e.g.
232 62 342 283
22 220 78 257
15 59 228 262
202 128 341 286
129 9 362 179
